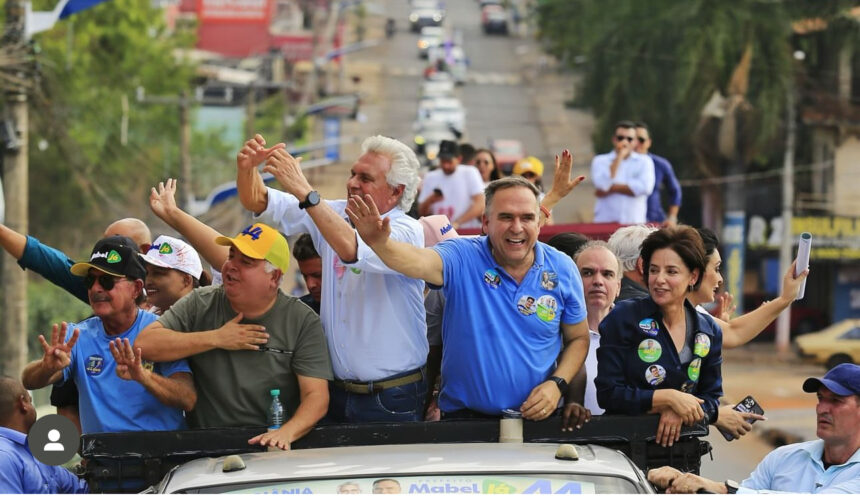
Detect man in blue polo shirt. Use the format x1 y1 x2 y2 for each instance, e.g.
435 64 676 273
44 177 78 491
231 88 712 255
347 176 589 420
0 376 88 493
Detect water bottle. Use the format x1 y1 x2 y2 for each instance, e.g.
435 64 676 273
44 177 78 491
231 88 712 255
268 389 284 432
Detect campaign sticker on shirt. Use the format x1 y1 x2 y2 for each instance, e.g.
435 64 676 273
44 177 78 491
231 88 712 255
85 355 105 376
517 295 537 316
536 295 558 322
540 271 558 290
645 364 666 386
688 358 702 381
349 267 362 275
680 380 697 393
142 360 155 372
483 269 501 289
637 339 662 363
693 333 711 357
638 318 659 336
333 258 347 279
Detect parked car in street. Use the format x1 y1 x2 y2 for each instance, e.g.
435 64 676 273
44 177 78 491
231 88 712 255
410 8 444 32
417 26 445 58
416 96 466 133
482 5 509 34
796 319 860 369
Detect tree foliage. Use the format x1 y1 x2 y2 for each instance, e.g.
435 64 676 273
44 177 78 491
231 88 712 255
536 0 856 179
22 0 198 252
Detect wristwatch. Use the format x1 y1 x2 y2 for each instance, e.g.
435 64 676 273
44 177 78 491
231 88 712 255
548 376 568 393
724 479 739 494
299 190 321 210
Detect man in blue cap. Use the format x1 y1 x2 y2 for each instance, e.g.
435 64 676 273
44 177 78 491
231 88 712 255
649 363 860 493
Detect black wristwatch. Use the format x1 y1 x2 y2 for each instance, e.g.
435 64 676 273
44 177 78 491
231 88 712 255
548 376 568 393
724 480 739 494
299 190 321 210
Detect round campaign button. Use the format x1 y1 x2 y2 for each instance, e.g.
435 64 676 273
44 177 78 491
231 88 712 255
637 339 662 363
28 414 79 466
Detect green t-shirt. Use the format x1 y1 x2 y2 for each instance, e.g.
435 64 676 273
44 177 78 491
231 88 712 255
157 285 333 428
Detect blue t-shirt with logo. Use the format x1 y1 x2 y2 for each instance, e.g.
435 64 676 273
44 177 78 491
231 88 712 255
61 310 190 434
433 236 587 414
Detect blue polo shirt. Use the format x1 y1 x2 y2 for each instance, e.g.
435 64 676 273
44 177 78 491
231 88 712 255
740 440 860 493
434 236 586 414
61 309 190 433
0 427 88 493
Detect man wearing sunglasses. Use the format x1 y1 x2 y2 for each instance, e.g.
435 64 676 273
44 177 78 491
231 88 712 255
590 120 655 224
21 236 196 434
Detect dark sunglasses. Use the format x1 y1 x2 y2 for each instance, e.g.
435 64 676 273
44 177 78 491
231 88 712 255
84 274 126 290
637 136 648 143
615 135 635 142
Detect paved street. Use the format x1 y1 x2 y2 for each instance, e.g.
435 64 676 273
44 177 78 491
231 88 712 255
302 2 825 482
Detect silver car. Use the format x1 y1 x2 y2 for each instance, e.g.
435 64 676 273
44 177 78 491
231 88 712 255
153 442 655 493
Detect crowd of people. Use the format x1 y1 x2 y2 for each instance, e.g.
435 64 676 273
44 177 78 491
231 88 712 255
1 129 856 494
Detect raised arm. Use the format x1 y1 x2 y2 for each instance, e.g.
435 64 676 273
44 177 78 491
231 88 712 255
150 178 229 270
540 149 585 226
719 262 808 349
346 194 444 286
263 148 362 262
236 134 286 215
248 374 329 449
0 223 26 259
21 323 79 390
135 315 269 362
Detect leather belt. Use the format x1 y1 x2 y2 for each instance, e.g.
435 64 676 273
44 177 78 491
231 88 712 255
333 370 423 394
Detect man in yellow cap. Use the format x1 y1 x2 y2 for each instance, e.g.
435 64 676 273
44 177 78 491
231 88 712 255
135 223 333 450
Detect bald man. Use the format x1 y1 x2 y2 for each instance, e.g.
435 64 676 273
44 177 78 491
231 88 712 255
0 376 88 493
0 218 151 304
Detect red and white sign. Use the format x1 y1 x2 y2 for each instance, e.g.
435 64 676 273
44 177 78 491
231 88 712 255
196 0 272 23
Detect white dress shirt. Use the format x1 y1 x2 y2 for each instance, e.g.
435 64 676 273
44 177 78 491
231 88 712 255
258 187 428 381
591 151 656 224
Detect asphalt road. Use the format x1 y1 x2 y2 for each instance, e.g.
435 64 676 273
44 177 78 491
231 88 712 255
348 2 823 484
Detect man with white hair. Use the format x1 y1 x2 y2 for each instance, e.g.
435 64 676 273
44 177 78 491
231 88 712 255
235 134 428 423
607 224 656 301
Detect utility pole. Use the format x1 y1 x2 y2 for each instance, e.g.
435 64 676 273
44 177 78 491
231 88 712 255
775 88 797 355
1 0 30 376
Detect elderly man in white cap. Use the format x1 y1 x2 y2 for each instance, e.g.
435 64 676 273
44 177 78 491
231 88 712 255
140 235 206 314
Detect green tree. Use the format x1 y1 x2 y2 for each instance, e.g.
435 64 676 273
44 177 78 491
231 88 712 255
24 0 197 253
536 0 856 226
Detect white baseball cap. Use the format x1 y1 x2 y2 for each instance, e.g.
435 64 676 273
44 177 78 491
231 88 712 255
140 235 203 279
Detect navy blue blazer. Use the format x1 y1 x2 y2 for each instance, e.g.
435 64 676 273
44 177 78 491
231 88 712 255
595 296 723 423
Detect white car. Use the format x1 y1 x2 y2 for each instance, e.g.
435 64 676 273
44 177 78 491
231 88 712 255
421 78 455 98
417 26 446 58
409 8 444 32
154 443 655 493
416 96 466 132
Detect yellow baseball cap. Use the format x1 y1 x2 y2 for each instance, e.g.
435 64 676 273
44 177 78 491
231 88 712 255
513 156 544 177
215 223 290 272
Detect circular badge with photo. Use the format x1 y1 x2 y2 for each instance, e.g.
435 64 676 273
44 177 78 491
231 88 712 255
637 339 662 363
687 358 702 381
693 333 711 357
645 364 666 386
517 295 537 316
638 318 659 336
536 295 558 322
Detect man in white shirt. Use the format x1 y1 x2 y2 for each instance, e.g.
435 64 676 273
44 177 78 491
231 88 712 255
554 241 621 430
235 134 429 423
591 121 656 224
417 140 485 229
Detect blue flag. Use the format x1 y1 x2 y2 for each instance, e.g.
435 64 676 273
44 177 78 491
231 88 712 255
60 0 110 19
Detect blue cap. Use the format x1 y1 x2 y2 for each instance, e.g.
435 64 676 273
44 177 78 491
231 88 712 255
802 363 860 396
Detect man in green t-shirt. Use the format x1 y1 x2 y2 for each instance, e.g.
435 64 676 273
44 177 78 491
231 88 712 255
136 223 333 450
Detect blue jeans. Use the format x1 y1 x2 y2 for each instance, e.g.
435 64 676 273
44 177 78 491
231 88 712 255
326 371 427 423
